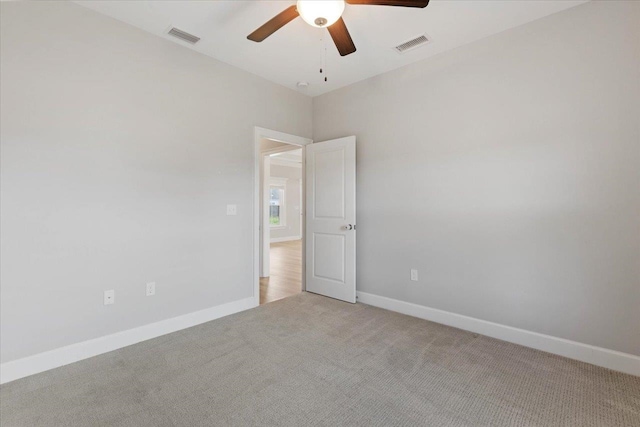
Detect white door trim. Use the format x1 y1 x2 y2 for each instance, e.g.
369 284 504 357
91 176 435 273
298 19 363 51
254 127 312 306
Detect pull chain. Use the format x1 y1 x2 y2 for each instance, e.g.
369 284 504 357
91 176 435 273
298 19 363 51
324 38 328 82
320 32 328 82
319 33 325 80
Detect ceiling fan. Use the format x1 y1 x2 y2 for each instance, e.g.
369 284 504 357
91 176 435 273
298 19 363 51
247 0 430 57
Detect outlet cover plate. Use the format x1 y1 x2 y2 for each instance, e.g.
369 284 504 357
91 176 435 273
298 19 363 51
146 282 156 296
104 290 115 305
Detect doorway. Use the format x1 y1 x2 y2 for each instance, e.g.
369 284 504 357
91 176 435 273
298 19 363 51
261 146 302 304
253 128 357 306
253 128 312 306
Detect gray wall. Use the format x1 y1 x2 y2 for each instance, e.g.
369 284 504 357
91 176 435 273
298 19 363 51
313 1 640 355
0 1 312 363
270 164 302 241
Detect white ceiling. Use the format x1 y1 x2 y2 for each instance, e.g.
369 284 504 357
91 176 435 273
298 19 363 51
76 0 587 97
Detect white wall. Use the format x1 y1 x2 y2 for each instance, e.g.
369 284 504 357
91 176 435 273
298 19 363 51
313 1 640 356
0 1 312 363
270 164 302 241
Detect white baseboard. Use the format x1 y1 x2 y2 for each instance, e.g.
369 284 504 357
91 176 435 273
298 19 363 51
356 291 640 377
4 293 636 384
0 297 257 384
270 236 301 243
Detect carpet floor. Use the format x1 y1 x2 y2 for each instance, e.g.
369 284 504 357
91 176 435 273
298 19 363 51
1 292 639 426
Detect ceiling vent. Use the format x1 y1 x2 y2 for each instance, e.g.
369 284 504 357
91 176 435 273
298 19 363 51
394 34 430 54
167 27 200 44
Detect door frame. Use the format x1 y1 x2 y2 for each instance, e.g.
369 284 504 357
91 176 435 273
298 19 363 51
253 127 312 306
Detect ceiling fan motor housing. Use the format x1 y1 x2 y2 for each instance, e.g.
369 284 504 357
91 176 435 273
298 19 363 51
297 0 345 28
247 0 430 57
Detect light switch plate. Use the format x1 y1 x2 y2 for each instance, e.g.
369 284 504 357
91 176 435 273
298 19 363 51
410 269 419 281
226 204 237 216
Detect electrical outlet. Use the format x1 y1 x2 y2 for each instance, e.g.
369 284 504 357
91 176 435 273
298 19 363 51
410 269 419 281
146 282 156 296
226 204 237 216
104 290 115 305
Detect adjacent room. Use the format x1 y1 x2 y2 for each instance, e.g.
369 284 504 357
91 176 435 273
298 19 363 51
1 1 639 426
260 139 304 305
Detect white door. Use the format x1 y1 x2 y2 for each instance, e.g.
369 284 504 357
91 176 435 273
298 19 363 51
306 136 356 303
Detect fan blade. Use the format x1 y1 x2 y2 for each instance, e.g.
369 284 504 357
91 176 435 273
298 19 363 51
346 0 429 8
247 5 299 42
327 18 357 57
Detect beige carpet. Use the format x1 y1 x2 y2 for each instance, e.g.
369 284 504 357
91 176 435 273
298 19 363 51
1 292 639 426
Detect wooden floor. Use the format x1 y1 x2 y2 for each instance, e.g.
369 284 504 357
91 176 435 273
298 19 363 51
260 240 302 305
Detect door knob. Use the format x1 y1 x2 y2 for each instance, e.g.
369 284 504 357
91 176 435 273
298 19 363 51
345 224 354 230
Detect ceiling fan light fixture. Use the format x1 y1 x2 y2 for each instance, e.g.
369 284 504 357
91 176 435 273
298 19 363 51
297 0 345 28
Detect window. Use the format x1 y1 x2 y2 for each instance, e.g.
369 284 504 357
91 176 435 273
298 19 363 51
269 186 285 226
269 177 288 227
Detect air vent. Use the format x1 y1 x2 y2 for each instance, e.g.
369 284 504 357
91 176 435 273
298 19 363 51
167 27 200 44
394 35 429 53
